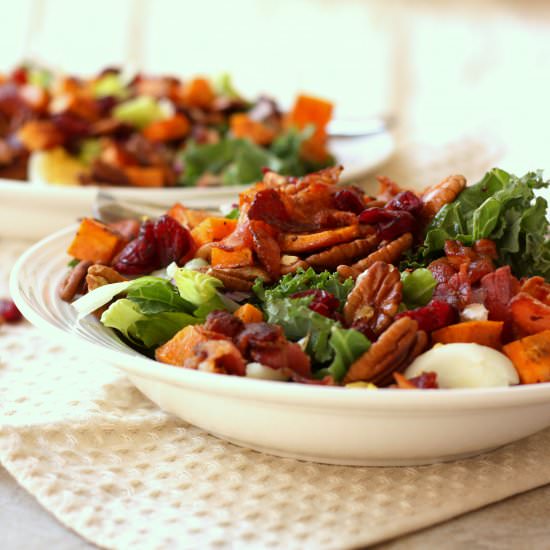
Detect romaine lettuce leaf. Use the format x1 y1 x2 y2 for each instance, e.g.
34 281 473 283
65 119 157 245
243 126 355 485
101 298 198 349
317 327 371 382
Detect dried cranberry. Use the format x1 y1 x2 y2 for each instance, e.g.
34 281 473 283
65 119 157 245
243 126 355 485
396 300 457 332
409 372 438 389
359 207 415 241
112 220 159 275
291 289 340 319
0 298 22 323
52 113 90 140
334 187 366 214
351 320 377 341
386 191 423 216
96 95 118 116
153 215 192 267
10 67 27 85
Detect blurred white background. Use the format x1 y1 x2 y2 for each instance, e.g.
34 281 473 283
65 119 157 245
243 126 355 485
1 0 549 175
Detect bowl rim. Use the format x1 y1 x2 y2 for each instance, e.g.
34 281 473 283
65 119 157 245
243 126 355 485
11 224 550 413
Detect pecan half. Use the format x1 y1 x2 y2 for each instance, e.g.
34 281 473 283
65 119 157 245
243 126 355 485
343 261 402 335
352 232 413 273
343 317 418 384
58 260 92 302
422 174 466 219
336 264 358 280
86 264 127 291
214 266 271 282
280 255 309 275
207 268 253 291
306 234 380 270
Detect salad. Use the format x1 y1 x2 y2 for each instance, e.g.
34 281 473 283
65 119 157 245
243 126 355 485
0 65 334 187
61 166 550 389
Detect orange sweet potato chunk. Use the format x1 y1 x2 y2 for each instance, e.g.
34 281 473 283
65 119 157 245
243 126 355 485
234 303 264 324
67 218 123 264
431 321 504 350
123 166 165 187
142 114 190 142
155 325 210 366
230 114 275 146
181 77 215 108
211 247 253 268
166 203 210 229
503 330 550 384
190 217 238 247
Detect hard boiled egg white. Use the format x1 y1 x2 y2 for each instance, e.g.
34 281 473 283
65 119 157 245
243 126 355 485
404 343 519 388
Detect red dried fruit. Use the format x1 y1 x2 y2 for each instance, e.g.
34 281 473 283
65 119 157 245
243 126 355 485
409 372 438 389
11 67 27 85
153 215 192 267
386 191 423 216
396 300 457 333
334 187 366 214
359 208 415 241
52 113 90 140
0 298 22 323
112 220 159 275
291 289 340 319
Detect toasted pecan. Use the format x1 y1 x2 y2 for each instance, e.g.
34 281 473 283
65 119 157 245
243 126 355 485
343 317 418 384
207 268 253 291
214 266 271 282
343 261 402 335
306 234 380 270
421 174 466 219
86 264 127 291
280 255 309 275
58 260 92 302
352 232 413 274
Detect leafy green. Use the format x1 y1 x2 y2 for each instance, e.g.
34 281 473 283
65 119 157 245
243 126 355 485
317 327 371 382
253 267 354 306
172 267 227 318
93 73 128 99
101 299 198 349
177 126 333 187
126 277 193 314
401 268 437 308
225 207 240 220
113 96 166 129
414 168 550 279
27 67 52 89
262 296 336 363
78 139 102 165
212 73 244 100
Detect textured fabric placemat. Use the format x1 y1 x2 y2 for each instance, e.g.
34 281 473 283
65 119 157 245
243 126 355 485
3 136 549 550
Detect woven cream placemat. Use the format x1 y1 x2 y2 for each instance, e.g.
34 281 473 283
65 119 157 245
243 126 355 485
2 136 550 550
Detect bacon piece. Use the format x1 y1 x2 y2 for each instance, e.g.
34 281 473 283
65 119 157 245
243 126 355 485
509 277 550 336
204 311 244 338
481 266 520 322
393 371 438 389
428 258 456 284
185 340 246 376
235 323 283 355
250 220 281 279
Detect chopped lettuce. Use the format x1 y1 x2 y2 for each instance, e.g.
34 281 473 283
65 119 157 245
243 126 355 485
113 95 166 129
93 73 128 99
253 267 354 306
78 139 102 165
178 126 333 187
317 327 371 382
401 268 437 309
101 298 198 349
126 277 193 314
263 296 337 363
212 73 243 100
412 169 550 280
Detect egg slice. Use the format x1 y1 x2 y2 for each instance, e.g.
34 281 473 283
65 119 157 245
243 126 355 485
404 343 519 388
28 148 85 185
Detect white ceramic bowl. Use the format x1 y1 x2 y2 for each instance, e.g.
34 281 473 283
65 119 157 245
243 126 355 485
10 226 550 466
1 132 395 240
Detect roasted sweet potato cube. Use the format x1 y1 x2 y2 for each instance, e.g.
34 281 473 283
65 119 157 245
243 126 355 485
229 114 276 145
142 114 190 142
190 217 238 247
166 203 210 229
17 120 64 150
180 77 215 108
510 293 550 335
211 247 253 268
123 166 165 187
431 321 504 349
156 325 210 366
234 303 264 324
67 218 124 264
503 330 550 384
